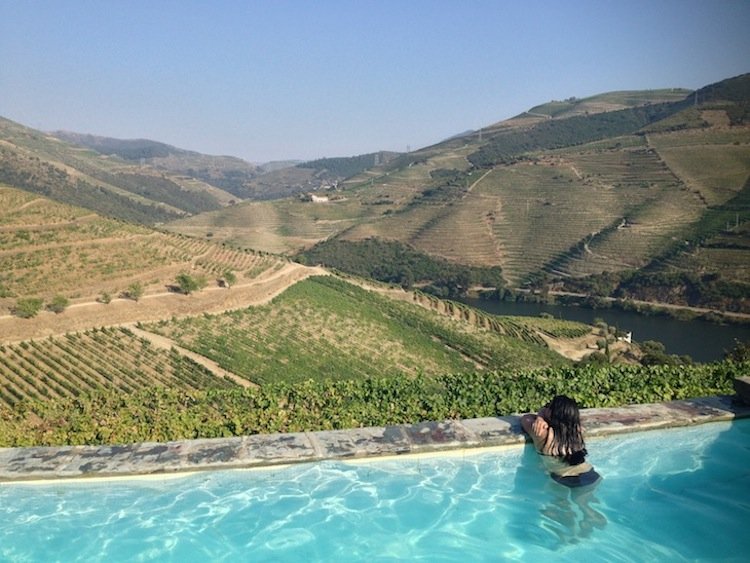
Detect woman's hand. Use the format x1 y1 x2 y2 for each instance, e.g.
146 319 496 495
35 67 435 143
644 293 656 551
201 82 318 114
532 415 549 436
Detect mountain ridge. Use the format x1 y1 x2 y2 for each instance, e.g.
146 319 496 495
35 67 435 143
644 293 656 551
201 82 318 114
165 73 750 311
3 73 748 313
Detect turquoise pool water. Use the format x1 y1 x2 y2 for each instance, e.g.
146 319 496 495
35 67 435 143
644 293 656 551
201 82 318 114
1 420 749 561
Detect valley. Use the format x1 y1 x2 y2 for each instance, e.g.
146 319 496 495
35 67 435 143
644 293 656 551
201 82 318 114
158 75 750 316
0 74 748 448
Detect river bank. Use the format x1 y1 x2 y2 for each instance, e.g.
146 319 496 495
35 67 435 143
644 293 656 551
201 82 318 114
460 293 750 363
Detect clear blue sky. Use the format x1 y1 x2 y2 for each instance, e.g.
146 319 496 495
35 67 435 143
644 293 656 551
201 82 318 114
1 0 748 163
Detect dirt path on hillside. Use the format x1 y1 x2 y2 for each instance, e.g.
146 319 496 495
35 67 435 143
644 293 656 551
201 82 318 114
466 168 493 193
539 331 600 362
0 263 329 342
127 326 257 388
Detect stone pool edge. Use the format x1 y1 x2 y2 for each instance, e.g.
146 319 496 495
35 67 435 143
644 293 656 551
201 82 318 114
1 394 749 483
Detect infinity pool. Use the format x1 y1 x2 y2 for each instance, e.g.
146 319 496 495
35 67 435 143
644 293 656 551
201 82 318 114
2 420 748 561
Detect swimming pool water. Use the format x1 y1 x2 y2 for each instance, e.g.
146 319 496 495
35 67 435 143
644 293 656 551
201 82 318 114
1 420 749 562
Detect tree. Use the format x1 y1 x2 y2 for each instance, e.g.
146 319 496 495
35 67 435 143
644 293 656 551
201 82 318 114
47 295 69 314
176 272 207 295
640 340 691 366
222 270 237 289
13 297 43 318
98 291 112 304
124 282 144 302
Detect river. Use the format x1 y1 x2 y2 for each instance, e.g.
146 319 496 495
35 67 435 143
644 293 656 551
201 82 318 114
459 297 750 363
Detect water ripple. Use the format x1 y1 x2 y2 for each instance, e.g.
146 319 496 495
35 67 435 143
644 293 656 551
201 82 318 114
1 421 749 561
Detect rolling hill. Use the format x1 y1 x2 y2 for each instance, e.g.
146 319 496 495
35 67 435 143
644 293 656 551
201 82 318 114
164 73 750 311
2 73 748 313
50 131 401 201
0 188 602 418
51 130 261 200
0 184 289 323
0 117 239 223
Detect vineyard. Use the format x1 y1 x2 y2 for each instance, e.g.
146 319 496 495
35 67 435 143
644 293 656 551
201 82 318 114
0 360 742 447
0 326 236 408
144 276 569 386
0 274 594 413
411 292 591 345
156 76 750 315
0 185 283 307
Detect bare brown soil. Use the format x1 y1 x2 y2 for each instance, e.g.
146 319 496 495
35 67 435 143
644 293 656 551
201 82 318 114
0 263 329 342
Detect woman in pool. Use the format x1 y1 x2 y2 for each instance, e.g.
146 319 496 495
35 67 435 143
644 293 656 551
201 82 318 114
521 395 601 488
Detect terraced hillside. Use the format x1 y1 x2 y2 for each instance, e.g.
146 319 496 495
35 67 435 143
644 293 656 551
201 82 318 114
143 276 571 386
518 89 692 120
0 185 284 314
167 197 370 253
50 130 260 200
0 327 236 408
0 117 238 224
0 272 595 409
164 74 749 309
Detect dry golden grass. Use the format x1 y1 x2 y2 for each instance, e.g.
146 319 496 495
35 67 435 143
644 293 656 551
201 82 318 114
652 144 750 206
0 186 285 314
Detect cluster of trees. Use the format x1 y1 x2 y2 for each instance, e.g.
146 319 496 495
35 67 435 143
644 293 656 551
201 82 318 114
297 238 504 298
10 270 237 318
468 102 687 168
692 73 750 125
299 151 397 180
104 172 222 215
12 295 69 318
561 270 750 314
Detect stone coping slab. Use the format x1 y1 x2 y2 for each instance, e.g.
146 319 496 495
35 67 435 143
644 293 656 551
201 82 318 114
1 395 749 483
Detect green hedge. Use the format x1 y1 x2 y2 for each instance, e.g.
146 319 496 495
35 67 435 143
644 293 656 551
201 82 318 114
0 361 743 447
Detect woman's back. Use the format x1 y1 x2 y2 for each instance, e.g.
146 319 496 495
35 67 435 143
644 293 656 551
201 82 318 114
521 395 601 488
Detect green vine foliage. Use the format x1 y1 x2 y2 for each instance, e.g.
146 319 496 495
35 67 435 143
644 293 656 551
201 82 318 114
0 361 743 447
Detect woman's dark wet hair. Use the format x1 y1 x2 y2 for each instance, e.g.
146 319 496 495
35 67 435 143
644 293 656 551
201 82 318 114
547 395 587 464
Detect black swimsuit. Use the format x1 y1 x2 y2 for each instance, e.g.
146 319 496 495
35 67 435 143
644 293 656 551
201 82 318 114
551 467 601 488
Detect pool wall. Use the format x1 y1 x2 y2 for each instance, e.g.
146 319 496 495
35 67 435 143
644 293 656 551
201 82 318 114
1 394 749 483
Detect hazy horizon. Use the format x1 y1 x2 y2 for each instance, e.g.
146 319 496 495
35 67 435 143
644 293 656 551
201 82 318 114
1 0 749 163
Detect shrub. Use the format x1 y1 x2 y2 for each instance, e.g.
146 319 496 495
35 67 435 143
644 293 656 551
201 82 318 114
13 297 43 318
176 272 207 295
47 295 69 314
0 361 741 447
221 270 237 289
124 282 144 301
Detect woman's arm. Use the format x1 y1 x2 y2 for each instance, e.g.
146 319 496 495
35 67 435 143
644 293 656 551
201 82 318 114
521 413 550 453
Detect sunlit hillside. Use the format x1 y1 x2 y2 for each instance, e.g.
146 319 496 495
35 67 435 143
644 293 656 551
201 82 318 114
0 185 289 326
0 117 239 223
164 75 749 305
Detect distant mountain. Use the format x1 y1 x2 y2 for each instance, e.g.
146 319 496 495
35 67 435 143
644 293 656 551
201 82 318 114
299 151 400 178
257 160 304 173
240 151 401 200
0 117 242 224
167 73 750 311
51 131 260 199
50 132 399 201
